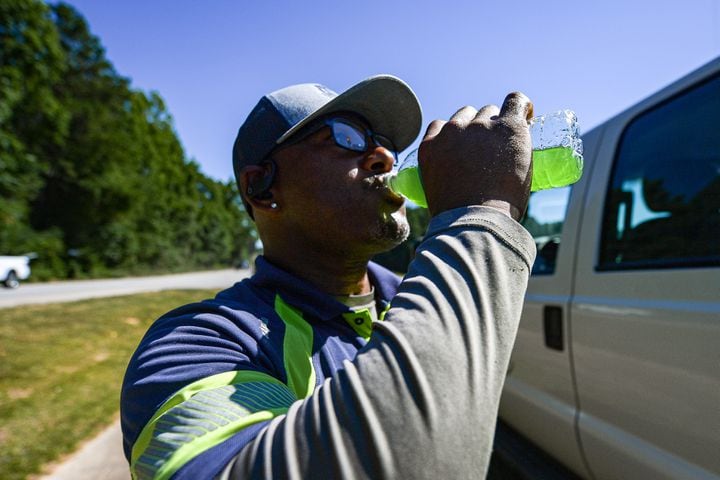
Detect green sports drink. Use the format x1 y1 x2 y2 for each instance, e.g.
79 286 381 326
387 163 426 206
385 110 584 208
530 145 583 191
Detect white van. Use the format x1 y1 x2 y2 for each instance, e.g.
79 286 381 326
495 57 720 479
0 255 31 288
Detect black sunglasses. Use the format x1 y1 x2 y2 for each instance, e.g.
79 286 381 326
282 117 398 161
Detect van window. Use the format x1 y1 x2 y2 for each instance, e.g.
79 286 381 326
522 187 571 275
598 75 720 270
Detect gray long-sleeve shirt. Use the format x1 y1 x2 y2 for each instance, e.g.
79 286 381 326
218 206 536 479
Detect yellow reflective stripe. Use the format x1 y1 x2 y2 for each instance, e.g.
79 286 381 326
275 295 316 399
342 309 374 339
130 370 292 480
379 302 391 320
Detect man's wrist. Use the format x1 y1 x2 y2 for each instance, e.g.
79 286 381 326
429 198 521 220
475 200 521 220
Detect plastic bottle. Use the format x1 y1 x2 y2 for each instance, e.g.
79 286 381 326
385 110 584 208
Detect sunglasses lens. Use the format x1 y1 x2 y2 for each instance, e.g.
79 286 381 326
332 121 366 152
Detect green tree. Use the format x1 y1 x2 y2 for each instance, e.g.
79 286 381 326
0 0 68 267
27 2 138 276
1 1 258 279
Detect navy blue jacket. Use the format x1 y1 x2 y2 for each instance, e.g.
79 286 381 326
121 256 400 480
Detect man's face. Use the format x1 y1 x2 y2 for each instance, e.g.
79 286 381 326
269 114 410 258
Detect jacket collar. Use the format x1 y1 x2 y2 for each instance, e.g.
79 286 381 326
250 255 400 322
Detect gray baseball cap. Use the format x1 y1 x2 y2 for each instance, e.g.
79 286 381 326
232 74 422 182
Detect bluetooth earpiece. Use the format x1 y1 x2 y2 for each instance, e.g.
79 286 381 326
246 159 277 200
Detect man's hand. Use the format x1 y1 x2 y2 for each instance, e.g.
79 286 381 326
418 92 534 220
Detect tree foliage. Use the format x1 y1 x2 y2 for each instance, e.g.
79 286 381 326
0 1 257 279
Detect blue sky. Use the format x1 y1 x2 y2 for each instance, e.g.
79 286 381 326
62 0 719 183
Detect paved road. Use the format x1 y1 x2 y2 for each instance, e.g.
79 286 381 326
0 268 251 309
3 268 252 479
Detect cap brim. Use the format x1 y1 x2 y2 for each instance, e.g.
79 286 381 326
276 74 422 152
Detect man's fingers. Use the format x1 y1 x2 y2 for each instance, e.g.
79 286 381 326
499 92 534 122
425 93 532 141
425 106 478 140
424 119 446 140
476 104 500 121
449 105 478 127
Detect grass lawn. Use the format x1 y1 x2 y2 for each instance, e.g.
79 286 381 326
0 289 218 480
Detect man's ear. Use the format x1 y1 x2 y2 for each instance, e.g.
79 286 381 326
239 162 277 211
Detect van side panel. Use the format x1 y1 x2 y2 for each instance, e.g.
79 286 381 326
570 62 720 479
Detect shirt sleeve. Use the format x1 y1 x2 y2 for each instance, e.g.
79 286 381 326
219 205 536 480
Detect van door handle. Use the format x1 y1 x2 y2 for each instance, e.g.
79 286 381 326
543 306 564 351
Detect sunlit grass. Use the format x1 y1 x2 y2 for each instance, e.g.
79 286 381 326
0 289 218 480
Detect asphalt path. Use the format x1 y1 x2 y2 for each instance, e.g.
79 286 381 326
0 268 251 309
41 421 129 480
3 268 251 479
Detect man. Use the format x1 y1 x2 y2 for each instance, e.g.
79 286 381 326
121 74 536 480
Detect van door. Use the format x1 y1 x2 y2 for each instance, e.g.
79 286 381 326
571 70 720 479
498 127 603 479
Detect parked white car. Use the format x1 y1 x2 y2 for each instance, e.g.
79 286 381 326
495 57 720 479
0 255 32 288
